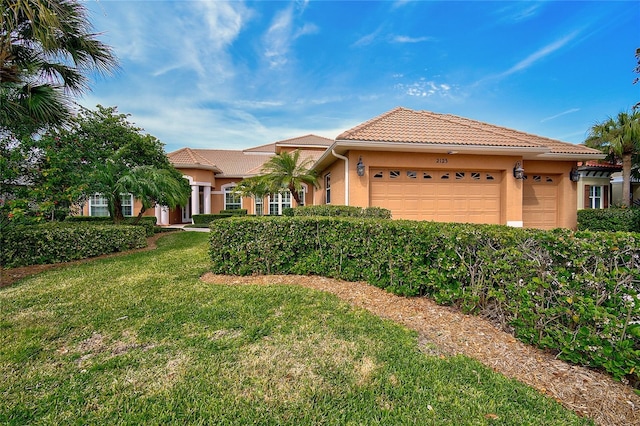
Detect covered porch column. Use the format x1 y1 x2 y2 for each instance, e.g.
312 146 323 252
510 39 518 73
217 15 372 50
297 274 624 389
155 205 170 225
191 184 200 218
203 185 211 214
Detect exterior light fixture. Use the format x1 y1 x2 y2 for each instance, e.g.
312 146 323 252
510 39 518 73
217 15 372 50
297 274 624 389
513 161 524 180
569 168 580 182
356 156 365 176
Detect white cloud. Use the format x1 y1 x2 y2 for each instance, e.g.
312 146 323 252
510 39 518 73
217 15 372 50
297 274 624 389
541 108 580 122
395 79 455 98
392 35 433 43
262 4 317 68
499 31 580 77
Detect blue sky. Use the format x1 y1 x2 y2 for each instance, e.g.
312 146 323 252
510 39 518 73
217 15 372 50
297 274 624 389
80 0 640 153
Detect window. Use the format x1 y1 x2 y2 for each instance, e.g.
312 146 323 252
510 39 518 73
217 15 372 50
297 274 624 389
89 194 109 217
325 173 331 204
254 196 263 216
268 191 292 215
89 193 133 217
407 171 417 179
589 186 603 209
297 189 305 207
455 172 465 180
224 186 242 210
373 171 383 179
121 194 133 217
390 170 400 179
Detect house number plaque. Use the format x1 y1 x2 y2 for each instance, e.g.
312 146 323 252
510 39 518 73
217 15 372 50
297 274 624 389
436 158 448 164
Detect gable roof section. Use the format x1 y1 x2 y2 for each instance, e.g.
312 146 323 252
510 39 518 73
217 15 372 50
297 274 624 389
275 134 334 148
331 107 603 161
183 149 273 177
167 147 222 173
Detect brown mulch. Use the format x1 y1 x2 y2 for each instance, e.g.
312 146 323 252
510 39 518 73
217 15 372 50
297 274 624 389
201 273 640 426
0 232 169 288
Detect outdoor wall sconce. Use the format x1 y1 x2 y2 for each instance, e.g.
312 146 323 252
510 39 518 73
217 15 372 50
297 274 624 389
356 156 365 176
569 168 580 182
513 161 524 180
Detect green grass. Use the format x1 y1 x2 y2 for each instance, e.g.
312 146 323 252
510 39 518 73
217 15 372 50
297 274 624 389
0 232 592 425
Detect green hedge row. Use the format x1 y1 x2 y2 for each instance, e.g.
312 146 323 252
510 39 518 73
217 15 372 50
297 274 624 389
209 217 640 386
577 208 640 232
2 223 147 268
65 216 157 236
283 205 392 218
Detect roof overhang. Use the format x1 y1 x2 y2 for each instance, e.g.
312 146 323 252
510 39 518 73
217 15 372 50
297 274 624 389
312 140 603 171
171 162 222 173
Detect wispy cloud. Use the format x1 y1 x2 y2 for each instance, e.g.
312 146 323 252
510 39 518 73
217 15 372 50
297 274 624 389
262 4 317 68
352 27 383 48
497 31 580 78
395 79 454 98
392 35 433 43
541 108 580 122
494 2 544 24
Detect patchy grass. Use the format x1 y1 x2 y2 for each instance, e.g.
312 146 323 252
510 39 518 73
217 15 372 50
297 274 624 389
0 232 591 425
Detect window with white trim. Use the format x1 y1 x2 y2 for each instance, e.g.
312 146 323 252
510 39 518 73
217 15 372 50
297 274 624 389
325 173 331 204
254 196 263 216
589 186 603 209
224 186 242 210
268 191 292 215
89 193 133 217
89 194 109 217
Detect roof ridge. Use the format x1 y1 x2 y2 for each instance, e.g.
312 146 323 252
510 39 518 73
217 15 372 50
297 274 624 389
337 107 406 140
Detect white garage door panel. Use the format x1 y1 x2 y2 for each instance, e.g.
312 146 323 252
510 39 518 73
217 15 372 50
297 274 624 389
370 169 502 224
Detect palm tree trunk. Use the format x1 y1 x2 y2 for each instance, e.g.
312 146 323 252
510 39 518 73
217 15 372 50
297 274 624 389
623 153 632 207
289 185 302 206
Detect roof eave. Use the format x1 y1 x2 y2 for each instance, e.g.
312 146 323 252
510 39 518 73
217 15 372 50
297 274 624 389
171 162 222 173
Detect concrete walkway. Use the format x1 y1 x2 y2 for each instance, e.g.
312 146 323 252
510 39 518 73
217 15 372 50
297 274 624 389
162 224 210 233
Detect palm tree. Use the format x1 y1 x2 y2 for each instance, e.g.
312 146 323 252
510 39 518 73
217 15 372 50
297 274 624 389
115 165 190 224
1 0 117 134
585 110 640 207
260 150 318 206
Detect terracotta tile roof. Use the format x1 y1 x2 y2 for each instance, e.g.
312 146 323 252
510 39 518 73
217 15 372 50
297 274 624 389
244 150 325 175
577 160 622 170
337 107 601 156
243 143 277 153
275 134 334 147
167 148 221 172
183 149 273 177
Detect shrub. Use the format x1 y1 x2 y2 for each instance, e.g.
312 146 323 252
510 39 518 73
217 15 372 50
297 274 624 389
220 209 247 215
290 205 391 218
192 214 232 224
577 208 640 232
65 216 157 236
210 217 640 386
1 223 147 268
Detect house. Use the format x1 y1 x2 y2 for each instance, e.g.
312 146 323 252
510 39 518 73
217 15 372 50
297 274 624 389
610 174 640 207
576 160 622 209
84 107 606 230
310 107 604 229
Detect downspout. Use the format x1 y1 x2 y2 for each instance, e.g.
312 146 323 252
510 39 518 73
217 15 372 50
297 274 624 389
331 149 349 206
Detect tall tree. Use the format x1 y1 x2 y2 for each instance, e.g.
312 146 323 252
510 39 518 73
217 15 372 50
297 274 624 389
585 110 640 207
0 0 117 135
259 150 318 206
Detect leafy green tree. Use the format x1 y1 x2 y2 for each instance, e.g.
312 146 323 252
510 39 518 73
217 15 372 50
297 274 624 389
585 110 640 207
72 105 190 223
0 0 117 134
259 150 318 205
234 175 270 215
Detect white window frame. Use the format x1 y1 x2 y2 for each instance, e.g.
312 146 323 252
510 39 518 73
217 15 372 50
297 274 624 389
589 185 603 209
89 193 133 217
268 191 292 215
89 194 109 217
325 173 331 204
254 196 264 216
223 185 242 210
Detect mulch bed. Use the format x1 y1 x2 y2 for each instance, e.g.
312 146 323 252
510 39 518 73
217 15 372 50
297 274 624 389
2 233 638 425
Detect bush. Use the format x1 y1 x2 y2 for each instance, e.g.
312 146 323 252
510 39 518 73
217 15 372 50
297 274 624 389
192 214 232 224
65 216 157 236
220 209 247 215
210 217 640 387
1 223 147 268
577 208 640 232
290 205 391 218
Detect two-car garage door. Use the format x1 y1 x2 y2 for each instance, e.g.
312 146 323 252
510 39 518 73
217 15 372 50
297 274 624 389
370 168 502 224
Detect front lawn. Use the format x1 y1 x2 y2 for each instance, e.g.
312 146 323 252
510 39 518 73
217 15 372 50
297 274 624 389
0 232 590 425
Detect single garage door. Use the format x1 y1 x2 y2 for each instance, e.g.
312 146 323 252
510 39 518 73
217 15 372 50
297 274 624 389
523 174 559 229
370 169 502 224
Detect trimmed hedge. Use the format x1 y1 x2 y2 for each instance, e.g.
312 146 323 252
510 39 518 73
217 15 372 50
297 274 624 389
210 217 640 386
285 205 392 219
2 223 147 268
193 210 248 225
577 208 640 233
65 216 157 237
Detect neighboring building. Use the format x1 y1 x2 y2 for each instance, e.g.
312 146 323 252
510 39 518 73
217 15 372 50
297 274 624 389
311 107 603 229
576 160 621 210
83 107 606 229
610 173 640 207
